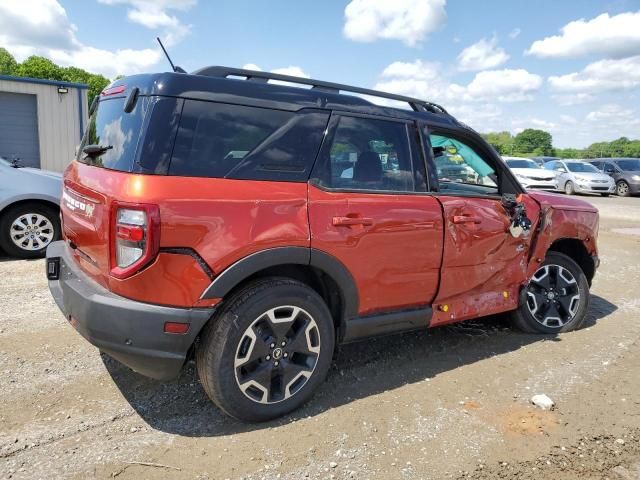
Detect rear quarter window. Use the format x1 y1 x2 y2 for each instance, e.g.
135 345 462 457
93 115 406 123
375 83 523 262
169 100 329 181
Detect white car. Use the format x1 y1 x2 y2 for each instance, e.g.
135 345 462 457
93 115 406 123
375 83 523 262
503 156 558 190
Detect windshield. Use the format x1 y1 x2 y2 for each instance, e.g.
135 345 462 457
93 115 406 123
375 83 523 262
506 159 539 169
567 162 599 173
616 159 640 171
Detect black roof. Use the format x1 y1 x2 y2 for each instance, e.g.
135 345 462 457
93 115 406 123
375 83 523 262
110 67 461 129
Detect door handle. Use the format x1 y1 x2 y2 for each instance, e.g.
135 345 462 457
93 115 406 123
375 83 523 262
452 215 481 224
332 216 374 227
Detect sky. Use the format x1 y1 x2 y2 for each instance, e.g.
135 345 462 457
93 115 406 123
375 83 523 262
1 0 639 148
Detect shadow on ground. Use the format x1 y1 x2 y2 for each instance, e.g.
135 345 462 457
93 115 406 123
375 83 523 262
102 294 617 437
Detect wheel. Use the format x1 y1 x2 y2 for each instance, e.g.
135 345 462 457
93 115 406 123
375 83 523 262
196 277 335 422
0 203 60 259
601 193 610 197
509 252 590 334
617 181 630 197
564 181 575 195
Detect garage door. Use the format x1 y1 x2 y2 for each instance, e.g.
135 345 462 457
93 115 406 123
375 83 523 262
0 92 40 168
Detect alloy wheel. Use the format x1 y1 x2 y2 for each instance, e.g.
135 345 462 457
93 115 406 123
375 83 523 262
9 213 55 251
234 305 321 404
617 182 629 196
525 264 580 328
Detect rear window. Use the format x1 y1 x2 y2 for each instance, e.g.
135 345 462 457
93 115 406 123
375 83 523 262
78 96 149 171
169 100 329 181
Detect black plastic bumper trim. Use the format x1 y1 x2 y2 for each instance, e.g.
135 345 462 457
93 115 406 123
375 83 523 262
46 241 214 380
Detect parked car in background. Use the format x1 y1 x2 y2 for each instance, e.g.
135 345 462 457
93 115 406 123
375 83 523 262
531 156 560 167
503 156 558 190
588 158 640 197
0 157 62 258
544 159 615 196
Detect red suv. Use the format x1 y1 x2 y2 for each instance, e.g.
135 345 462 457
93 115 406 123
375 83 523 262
46 66 600 421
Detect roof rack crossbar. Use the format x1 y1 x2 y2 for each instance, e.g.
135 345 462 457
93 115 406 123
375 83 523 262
191 65 448 114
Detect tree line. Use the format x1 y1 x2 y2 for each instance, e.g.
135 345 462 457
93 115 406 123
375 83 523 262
482 129 640 159
0 48 110 107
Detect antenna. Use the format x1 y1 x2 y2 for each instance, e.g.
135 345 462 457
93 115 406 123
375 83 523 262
156 37 186 73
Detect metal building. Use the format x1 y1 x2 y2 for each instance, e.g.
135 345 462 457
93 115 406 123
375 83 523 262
0 75 89 172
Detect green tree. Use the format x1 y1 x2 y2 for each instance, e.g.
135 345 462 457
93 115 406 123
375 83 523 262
622 140 640 157
0 48 18 75
482 131 513 154
14 56 65 81
513 129 554 156
63 66 109 104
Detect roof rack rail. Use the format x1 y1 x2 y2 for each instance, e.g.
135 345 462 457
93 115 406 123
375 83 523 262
191 65 448 115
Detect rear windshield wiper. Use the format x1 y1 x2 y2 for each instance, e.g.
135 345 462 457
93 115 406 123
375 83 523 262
82 144 113 157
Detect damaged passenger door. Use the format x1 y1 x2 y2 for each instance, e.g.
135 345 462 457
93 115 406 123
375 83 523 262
424 127 540 326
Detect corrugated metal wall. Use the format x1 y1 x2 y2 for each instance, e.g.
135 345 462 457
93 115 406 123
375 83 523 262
0 79 88 172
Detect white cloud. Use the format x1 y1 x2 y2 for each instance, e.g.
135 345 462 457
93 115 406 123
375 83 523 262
242 64 310 79
559 114 578 125
271 66 310 78
457 36 509 71
551 93 595 106
375 62 542 105
0 0 162 78
242 63 262 71
585 104 635 122
464 69 542 102
343 0 446 47
548 55 640 93
97 0 195 46
381 60 440 80
526 11 640 59
0 0 79 51
509 28 521 39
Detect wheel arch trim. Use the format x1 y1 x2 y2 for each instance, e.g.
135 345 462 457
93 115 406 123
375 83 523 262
199 247 359 318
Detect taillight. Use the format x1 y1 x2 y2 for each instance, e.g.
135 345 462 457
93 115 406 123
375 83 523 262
110 202 160 279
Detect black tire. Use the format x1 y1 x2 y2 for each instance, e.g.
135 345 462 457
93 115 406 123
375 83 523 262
616 180 630 197
0 203 61 259
564 181 575 195
196 277 335 422
509 252 590 334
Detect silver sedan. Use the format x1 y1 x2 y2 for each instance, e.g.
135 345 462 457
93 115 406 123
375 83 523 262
0 157 62 258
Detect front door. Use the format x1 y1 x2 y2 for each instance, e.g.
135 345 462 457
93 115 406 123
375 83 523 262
425 129 540 326
308 113 443 317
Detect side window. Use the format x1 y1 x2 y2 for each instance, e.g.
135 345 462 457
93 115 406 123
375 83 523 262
170 100 327 181
429 133 498 195
591 161 602 170
603 162 616 173
317 115 416 192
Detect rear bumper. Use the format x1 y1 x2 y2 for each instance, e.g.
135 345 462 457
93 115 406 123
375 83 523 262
46 241 214 380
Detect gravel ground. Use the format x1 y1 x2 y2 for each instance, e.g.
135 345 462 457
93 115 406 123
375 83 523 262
1 194 640 480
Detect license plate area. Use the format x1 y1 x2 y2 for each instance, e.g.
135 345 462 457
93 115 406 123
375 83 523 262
47 257 60 280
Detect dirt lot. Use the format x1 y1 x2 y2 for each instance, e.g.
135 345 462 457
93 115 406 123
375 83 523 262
1 194 640 480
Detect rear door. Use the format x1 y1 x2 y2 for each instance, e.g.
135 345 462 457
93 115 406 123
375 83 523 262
424 127 541 325
308 113 443 316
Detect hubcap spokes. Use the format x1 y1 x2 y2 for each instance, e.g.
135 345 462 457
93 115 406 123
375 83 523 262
10 214 54 251
618 183 628 195
234 306 321 404
526 264 580 328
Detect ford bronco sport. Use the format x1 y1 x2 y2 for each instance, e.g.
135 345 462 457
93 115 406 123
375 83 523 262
46 66 600 421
